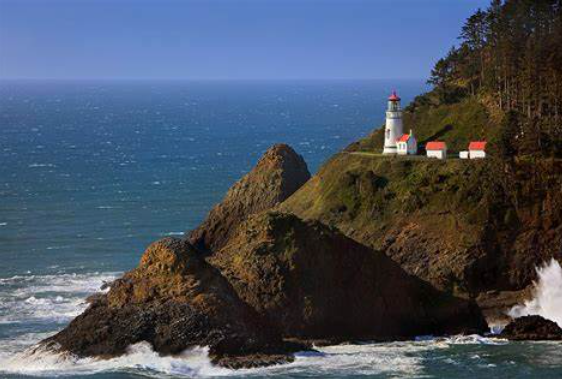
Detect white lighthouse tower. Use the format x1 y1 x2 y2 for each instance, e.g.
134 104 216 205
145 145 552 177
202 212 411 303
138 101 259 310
383 91 404 154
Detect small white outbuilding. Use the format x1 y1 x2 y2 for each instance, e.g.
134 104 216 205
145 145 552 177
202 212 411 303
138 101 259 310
396 130 418 155
426 141 447 159
469 141 487 159
459 151 469 159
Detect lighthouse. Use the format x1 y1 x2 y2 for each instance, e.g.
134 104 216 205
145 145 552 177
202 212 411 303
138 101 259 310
383 91 404 154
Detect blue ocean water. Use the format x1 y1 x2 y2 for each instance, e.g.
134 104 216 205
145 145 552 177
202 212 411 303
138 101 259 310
1 80 561 378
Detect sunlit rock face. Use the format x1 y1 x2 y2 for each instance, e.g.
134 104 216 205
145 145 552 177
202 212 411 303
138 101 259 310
39 237 301 368
188 143 311 254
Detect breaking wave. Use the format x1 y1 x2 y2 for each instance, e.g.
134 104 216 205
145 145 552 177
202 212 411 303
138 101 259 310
0 272 119 325
509 259 562 327
0 335 505 378
0 269 513 378
0 343 233 378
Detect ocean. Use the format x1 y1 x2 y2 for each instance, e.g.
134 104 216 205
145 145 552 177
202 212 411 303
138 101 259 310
1 80 561 378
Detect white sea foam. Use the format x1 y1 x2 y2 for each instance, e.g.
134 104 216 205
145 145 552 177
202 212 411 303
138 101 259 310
28 163 56 168
0 343 233 378
0 335 507 378
509 259 562 327
0 272 119 324
0 269 512 378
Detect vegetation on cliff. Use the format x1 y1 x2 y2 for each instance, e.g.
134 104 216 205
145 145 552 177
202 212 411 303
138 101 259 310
36 0 562 363
285 0 562 320
427 0 562 158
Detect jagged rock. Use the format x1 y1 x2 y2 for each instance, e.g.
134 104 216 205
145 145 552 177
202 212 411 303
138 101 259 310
188 144 310 254
500 315 562 340
210 211 487 340
40 238 303 367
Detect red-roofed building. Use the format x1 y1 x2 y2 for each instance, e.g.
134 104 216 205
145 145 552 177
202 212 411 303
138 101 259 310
426 141 447 159
468 141 487 159
396 130 418 155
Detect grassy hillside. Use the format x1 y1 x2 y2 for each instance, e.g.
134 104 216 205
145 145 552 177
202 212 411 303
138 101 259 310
281 153 495 295
281 94 562 316
346 97 495 155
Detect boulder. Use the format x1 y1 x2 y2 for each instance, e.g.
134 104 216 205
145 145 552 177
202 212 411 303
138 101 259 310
40 238 303 368
210 211 487 340
500 315 562 340
188 144 310 254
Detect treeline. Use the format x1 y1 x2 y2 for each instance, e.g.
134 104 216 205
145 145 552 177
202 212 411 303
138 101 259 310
426 0 562 157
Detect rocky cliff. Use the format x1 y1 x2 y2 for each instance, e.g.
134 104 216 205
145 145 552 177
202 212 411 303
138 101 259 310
281 99 562 323
42 238 302 368
40 142 493 367
188 143 311 253
211 211 486 340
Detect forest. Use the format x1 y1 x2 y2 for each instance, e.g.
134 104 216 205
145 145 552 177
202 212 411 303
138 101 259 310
416 0 562 157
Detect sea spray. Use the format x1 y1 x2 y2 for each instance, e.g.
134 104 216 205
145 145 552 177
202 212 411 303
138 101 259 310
509 259 562 327
0 342 233 377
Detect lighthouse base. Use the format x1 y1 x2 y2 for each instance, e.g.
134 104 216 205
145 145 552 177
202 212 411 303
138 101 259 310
383 147 398 154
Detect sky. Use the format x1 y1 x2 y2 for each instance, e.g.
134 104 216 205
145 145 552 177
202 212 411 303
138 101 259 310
0 0 491 80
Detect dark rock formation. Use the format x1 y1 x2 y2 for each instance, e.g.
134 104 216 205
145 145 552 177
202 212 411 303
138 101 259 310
41 238 303 368
210 211 487 340
188 144 310 254
500 315 562 340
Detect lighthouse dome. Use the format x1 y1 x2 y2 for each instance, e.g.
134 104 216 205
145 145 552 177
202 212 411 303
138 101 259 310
388 91 401 101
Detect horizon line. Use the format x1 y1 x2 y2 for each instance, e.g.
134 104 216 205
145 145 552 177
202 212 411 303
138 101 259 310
0 77 428 82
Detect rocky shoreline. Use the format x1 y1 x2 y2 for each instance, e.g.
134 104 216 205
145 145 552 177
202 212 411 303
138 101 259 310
36 143 561 368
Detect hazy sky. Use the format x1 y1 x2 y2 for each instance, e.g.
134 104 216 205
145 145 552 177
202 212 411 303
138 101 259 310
0 0 491 80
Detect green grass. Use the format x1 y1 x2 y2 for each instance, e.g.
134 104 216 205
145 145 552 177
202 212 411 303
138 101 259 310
347 97 496 155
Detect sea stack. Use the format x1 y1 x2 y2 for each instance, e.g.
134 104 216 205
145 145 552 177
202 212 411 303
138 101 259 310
188 143 310 253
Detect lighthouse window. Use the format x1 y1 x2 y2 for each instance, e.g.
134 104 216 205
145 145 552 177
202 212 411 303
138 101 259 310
386 129 390 139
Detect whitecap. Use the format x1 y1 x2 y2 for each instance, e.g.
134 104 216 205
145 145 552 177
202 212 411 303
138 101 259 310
28 163 56 168
0 343 233 378
0 272 119 324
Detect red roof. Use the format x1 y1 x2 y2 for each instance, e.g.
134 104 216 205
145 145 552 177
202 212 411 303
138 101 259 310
469 141 487 151
397 134 410 142
426 141 446 150
388 90 401 101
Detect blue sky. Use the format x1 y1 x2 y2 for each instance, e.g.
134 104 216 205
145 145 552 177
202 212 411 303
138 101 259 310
0 0 491 80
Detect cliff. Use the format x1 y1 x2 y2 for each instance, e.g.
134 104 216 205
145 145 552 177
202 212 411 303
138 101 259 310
40 142 490 366
42 238 302 368
281 96 562 322
211 211 486 340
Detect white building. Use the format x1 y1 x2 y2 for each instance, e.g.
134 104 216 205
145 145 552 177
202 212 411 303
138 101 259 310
469 141 487 159
396 130 418 155
383 91 404 154
426 141 447 159
459 151 469 159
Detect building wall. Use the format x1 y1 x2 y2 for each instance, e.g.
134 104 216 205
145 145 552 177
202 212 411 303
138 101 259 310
470 150 486 159
397 142 407 155
383 112 403 154
460 151 469 159
427 150 446 159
